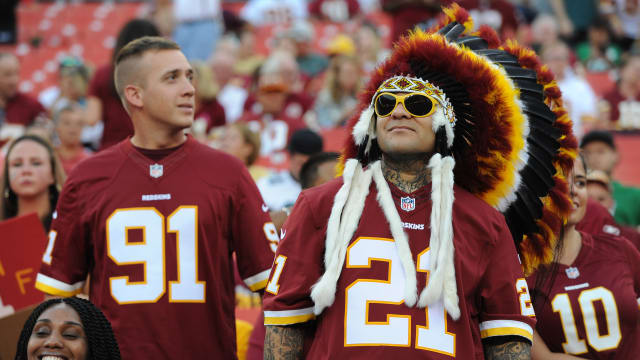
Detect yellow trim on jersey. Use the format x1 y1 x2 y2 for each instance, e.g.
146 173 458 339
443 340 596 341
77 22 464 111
35 273 84 297
248 279 269 292
264 313 316 325
264 307 316 325
244 268 271 291
480 326 533 341
479 320 533 341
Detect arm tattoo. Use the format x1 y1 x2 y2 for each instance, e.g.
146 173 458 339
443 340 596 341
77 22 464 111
483 340 532 360
264 325 305 360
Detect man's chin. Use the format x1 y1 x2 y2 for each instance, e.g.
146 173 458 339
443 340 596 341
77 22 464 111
383 150 433 163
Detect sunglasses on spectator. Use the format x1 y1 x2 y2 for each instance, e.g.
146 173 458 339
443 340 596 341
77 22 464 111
374 92 438 118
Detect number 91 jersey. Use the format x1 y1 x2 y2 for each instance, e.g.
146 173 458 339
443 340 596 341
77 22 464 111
263 178 537 359
36 137 277 359
527 232 640 359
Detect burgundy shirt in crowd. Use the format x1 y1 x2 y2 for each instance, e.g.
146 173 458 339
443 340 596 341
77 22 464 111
5 92 45 126
88 64 133 150
308 0 360 22
577 199 640 251
264 179 536 359
194 98 226 134
602 87 640 124
528 232 640 359
36 136 276 359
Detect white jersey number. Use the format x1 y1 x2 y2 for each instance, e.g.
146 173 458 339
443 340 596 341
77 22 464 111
551 286 621 354
107 207 204 304
344 237 454 355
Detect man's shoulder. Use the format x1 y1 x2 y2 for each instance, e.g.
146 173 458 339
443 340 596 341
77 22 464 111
67 142 126 183
299 177 344 204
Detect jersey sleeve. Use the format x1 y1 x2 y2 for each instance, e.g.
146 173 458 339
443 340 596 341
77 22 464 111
621 236 640 309
232 165 277 292
477 216 536 343
262 192 325 326
35 179 90 296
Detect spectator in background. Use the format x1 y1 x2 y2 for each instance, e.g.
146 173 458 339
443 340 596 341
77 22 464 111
281 21 329 79
39 57 90 114
542 42 597 138
211 50 249 123
218 122 269 181
256 128 323 211
233 25 266 78
0 0 18 44
354 20 391 75
299 151 339 189
600 0 640 51
84 19 160 151
381 0 442 43
172 0 223 61
602 55 640 128
530 13 563 53
0 135 65 231
15 296 121 360
575 16 622 72
241 53 309 161
548 0 599 44
53 105 92 175
240 0 309 26
529 154 640 359
37 57 102 151
313 55 362 128
309 0 361 23
190 61 226 142
458 0 521 39
581 130 640 228
586 169 615 211
0 52 46 132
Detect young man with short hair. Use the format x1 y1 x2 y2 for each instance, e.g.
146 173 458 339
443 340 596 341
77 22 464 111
36 37 277 359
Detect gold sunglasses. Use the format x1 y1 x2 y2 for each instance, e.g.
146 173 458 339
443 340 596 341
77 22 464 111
373 92 439 118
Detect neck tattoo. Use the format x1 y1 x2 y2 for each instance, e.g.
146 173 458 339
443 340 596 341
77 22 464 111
381 155 431 194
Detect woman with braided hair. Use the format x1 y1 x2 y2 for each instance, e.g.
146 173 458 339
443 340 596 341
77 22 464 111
15 297 121 360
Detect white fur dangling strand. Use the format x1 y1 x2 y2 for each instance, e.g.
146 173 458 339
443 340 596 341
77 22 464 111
418 154 460 320
370 161 419 307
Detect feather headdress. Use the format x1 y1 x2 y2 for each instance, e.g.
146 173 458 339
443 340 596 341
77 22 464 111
310 4 577 320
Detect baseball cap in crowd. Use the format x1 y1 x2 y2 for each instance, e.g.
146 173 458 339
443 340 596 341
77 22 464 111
288 129 323 155
586 170 612 191
580 130 616 150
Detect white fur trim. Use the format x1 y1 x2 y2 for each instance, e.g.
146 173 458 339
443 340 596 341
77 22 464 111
431 107 454 149
418 155 460 320
352 106 375 146
370 161 418 307
311 160 374 315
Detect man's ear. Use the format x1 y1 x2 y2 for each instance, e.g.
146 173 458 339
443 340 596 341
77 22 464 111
124 84 143 109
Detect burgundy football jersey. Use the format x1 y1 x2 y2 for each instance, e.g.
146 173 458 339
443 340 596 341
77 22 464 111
263 178 536 359
577 199 640 251
527 232 640 359
36 136 277 359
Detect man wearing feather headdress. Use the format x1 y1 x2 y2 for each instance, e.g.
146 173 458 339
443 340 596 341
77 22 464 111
262 4 577 359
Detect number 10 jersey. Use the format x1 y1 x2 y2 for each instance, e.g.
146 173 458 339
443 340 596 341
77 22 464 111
36 137 277 359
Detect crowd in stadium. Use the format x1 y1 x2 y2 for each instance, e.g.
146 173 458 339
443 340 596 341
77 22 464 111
1 0 639 359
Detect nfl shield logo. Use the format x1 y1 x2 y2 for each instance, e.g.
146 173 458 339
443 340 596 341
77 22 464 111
565 267 580 279
400 196 415 212
149 163 163 178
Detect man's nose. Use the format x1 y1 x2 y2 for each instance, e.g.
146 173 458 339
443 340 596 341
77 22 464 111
391 102 411 119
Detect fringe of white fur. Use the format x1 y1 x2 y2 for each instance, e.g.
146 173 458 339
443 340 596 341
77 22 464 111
370 161 418 307
418 154 460 320
310 159 373 315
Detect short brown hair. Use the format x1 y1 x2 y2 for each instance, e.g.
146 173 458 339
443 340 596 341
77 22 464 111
114 36 180 99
